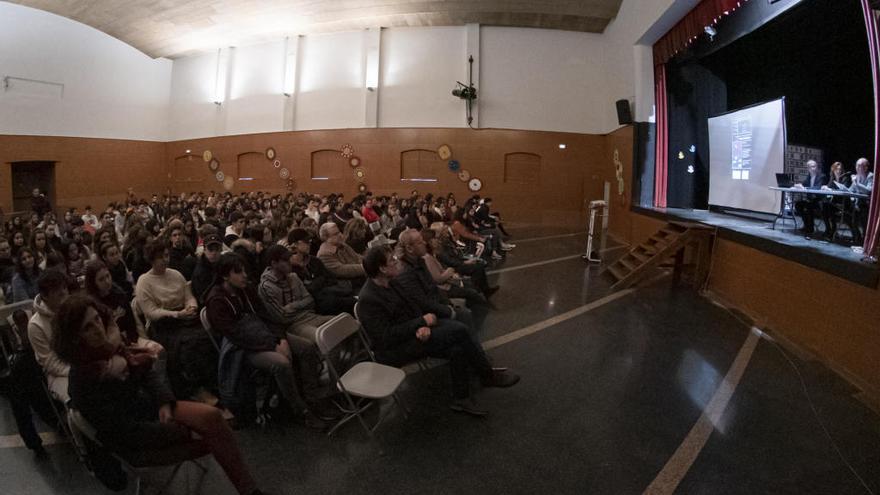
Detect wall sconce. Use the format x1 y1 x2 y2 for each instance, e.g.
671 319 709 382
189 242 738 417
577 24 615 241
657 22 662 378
213 48 229 105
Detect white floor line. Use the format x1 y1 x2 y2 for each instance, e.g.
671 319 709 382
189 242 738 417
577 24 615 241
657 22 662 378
487 254 584 275
0 431 66 449
511 232 586 243
643 328 762 495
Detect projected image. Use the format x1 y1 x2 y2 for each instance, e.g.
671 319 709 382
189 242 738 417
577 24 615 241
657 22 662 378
708 99 786 214
731 118 752 180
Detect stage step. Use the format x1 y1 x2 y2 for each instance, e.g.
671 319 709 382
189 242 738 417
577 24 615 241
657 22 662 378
603 222 716 290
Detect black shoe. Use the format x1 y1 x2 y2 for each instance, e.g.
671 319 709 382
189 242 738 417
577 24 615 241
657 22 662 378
450 398 489 417
32 445 49 459
483 369 520 388
301 410 328 430
308 401 343 421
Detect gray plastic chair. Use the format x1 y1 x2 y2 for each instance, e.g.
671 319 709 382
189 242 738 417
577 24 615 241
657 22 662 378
315 313 407 437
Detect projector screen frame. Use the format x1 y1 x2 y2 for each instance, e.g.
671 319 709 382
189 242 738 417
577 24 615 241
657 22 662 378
707 96 789 215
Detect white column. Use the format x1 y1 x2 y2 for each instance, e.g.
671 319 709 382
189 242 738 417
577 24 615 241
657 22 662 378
364 27 381 127
465 23 481 128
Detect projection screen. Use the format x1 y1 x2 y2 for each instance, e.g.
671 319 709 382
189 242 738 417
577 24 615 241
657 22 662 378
708 98 786 214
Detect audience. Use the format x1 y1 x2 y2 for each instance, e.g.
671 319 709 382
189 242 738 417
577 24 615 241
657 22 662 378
316 222 366 287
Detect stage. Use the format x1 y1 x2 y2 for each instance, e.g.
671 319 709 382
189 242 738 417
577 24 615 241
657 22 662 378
633 206 879 288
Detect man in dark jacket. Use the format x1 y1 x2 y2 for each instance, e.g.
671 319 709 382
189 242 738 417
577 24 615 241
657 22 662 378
358 245 518 416
288 228 355 315
191 234 223 305
394 229 488 338
204 254 329 428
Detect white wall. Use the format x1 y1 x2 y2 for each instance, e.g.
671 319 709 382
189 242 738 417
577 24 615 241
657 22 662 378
480 27 609 134
0 3 171 141
379 27 467 128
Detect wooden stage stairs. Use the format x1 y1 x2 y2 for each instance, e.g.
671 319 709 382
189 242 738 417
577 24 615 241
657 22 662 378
604 221 716 290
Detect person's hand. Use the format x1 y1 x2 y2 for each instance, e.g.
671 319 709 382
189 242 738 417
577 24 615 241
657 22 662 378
442 267 456 278
464 258 477 265
276 339 291 359
158 404 174 424
416 327 431 342
821 185 831 191
177 306 197 319
793 183 805 189
422 313 437 326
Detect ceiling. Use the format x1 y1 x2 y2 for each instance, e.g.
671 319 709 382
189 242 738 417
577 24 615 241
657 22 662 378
9 0 624 59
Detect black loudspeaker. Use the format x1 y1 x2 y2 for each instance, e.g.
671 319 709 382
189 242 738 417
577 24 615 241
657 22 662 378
615 99 633 125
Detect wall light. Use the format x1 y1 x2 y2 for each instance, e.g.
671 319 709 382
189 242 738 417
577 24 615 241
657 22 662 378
213 48 229 105
282 37 297 96
559 144 567 149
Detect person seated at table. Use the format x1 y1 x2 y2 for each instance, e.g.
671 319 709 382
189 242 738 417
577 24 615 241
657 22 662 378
819 162 852 241
849 158 875 244
52 294 267 495
357 245 518 416
793 160 827 235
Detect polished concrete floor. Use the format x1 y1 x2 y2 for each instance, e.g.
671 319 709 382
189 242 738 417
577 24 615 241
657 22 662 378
1 226 878 494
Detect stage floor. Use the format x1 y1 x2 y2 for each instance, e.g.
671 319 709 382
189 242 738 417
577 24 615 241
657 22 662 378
634 207 879 288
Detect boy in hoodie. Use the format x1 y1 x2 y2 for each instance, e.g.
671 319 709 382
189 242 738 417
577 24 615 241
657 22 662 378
258 245 333 343
27 270 72 402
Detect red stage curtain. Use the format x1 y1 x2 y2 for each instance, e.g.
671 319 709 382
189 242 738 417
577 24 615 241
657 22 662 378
654 64 669 208
654 0 748 67
861 0 880 258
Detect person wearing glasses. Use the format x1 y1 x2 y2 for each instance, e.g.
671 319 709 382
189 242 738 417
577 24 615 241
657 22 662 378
316 222 366 289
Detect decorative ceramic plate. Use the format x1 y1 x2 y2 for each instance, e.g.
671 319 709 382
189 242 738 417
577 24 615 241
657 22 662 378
448 159 460 171
468 177 483 192
279 168 290 179
203 150 213 162
354 168 366 181
273 159 282 168
209 159 220 172
437 144 452 160
223 176 235 190
349 156 361 168
215 171 225 182
358 183 367 193
341 144 354 158
266 147 276 160
458 169 471 182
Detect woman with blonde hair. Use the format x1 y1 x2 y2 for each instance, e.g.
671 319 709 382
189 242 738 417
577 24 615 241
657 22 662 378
343 217 372 255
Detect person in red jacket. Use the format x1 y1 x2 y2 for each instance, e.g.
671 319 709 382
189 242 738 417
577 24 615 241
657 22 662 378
361 198 380 224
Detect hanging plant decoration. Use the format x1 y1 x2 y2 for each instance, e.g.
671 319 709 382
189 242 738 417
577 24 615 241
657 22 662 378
340 144 354 158
349 156 361 168
266 147 276 160
354 168 366 181
457 169 471 182
215 171 225 182
273 159 281 168
279 168 290 180
209 158 220 172
468 177 483 192
448 159 460 172
437 144 452 160
203 150 213 162
358 183 367 193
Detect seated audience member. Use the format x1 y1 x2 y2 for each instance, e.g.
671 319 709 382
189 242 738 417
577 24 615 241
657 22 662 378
288 228 356 315
165 219 197 279
27 271 72 402
849 157 875 244
474 198 515 250
135 240 216 399
12 247 41 302
29 228 54 270
395 229 487 338
258 245 333 343
224 211 246 246
11 230 26 258
98 242 134 298
81 206 99 231
123 225 152 283
358 246 518 416
317 222 366 287
793 160 827 235
343 217 372 255
63 240 87 284
52 294 268 495
380 203 403 234
421 229 492 314
451 208 492 259
231 238 261 285
0 237 16 294
435 228 497 298
2 309 58 458
85 260 162 357
360 198 380 225
191 233 223 305
205 254 329 428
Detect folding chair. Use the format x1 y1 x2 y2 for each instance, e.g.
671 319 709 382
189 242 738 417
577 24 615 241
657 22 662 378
199 308 221 353
315 313 407 437
351 302 429 372
68 408 209 495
